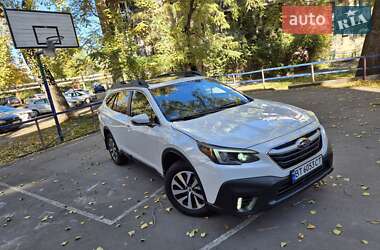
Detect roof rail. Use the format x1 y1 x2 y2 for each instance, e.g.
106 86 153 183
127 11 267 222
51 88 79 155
156 71 203 78
128 79 149 88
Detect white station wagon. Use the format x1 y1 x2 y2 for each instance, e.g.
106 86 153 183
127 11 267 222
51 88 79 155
98 72 333 216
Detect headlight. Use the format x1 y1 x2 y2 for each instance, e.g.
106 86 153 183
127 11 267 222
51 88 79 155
198 143 259 165
306 110 319 122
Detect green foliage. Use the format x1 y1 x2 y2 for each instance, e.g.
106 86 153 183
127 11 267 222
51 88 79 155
0 36 31 90
2 0 334 85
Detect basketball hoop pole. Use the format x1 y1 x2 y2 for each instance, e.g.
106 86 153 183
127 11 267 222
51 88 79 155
35 50 64 142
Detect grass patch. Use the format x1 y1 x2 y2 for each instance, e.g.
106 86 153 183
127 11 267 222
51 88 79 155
0 114 99 166
322 80 380 89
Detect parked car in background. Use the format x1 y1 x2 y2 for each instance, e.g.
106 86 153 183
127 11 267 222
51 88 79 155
27 97 81 115
32 93 47 99
0 105 36 122
0 113 21 133
64 89 97 104
26 98 51 115
0 96 22 107
93 83 106 94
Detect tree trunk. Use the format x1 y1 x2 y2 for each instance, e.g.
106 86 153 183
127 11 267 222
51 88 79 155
357 0 380 77
183 0 197 71
95 0 124 83
45 68 71 121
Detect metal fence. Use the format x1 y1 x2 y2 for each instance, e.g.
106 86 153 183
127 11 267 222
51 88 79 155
0 101 102 164
0 73 112 95
224 54 380 86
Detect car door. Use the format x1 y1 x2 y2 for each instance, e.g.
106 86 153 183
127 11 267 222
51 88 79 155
101 90 133 153
127 91 165 169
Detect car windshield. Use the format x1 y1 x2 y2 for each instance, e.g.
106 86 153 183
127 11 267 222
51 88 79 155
150 79 251 122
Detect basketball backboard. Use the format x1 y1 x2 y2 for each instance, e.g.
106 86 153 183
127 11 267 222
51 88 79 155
4 9 79 49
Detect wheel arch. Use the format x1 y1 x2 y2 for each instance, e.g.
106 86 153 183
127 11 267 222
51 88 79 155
103 126 111 149
162 148 194 176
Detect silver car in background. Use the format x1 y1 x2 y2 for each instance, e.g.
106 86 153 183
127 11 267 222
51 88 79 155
64 89 97 104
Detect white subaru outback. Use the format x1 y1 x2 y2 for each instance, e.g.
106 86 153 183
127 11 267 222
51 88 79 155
98 73 333 216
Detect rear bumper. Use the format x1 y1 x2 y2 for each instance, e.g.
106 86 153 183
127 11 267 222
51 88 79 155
212 145 333 215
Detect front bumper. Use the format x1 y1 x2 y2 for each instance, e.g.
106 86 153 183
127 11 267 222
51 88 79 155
212 145 333 214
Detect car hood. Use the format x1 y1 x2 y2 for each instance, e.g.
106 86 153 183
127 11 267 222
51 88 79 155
172 99 316 148
0 112 18 120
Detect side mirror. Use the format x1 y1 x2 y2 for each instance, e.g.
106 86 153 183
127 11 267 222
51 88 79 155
131 113 151 126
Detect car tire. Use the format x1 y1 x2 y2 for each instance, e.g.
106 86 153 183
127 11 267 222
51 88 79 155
32 110 40 117
105 132 128 165
165 161 210 217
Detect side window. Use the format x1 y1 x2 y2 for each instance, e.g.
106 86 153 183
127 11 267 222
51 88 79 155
106 93 118 108
112 91 130 115
131 91 156 119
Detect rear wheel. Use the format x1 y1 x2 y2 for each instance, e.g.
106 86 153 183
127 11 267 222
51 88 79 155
165 161 210 217
105 132 128 165
32 110 39 117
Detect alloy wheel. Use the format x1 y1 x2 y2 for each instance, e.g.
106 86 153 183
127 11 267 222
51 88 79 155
171 171 205 210
108 136 119 161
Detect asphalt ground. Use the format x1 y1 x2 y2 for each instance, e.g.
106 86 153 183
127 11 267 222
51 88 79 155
0 86 379 250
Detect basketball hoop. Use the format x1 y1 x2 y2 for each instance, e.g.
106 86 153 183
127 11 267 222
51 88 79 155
4 9 79 49
43 36 64 57
3 8 79 143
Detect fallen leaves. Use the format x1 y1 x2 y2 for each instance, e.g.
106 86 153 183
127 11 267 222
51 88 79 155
140 223 149 229
280 241 288 248
309 210 317 215
361 240 369 245
297 233 304 241
306 223 316 230
165 207 173 213
360 185 369 191
332 228 342 236
41 215 53 223
367 219 380 225
61 241 69 246
128 230 135 237
186 228 199 238
332 224 343 236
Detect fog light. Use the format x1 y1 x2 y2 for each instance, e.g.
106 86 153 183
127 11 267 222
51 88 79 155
236 197 257 212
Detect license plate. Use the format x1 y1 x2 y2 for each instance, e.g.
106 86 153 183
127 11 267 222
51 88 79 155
291 155 322 183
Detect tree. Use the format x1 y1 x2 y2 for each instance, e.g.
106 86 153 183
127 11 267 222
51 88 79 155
94 0 125 83
357 0 380 76
0 36 30 91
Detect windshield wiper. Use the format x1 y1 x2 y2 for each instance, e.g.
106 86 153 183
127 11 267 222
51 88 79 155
216 101 249 111
171 109 220 122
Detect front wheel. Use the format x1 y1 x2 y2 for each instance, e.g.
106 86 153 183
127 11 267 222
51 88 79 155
165 161 210 217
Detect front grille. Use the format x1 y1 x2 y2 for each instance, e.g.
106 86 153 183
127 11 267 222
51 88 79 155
269 129 322 169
